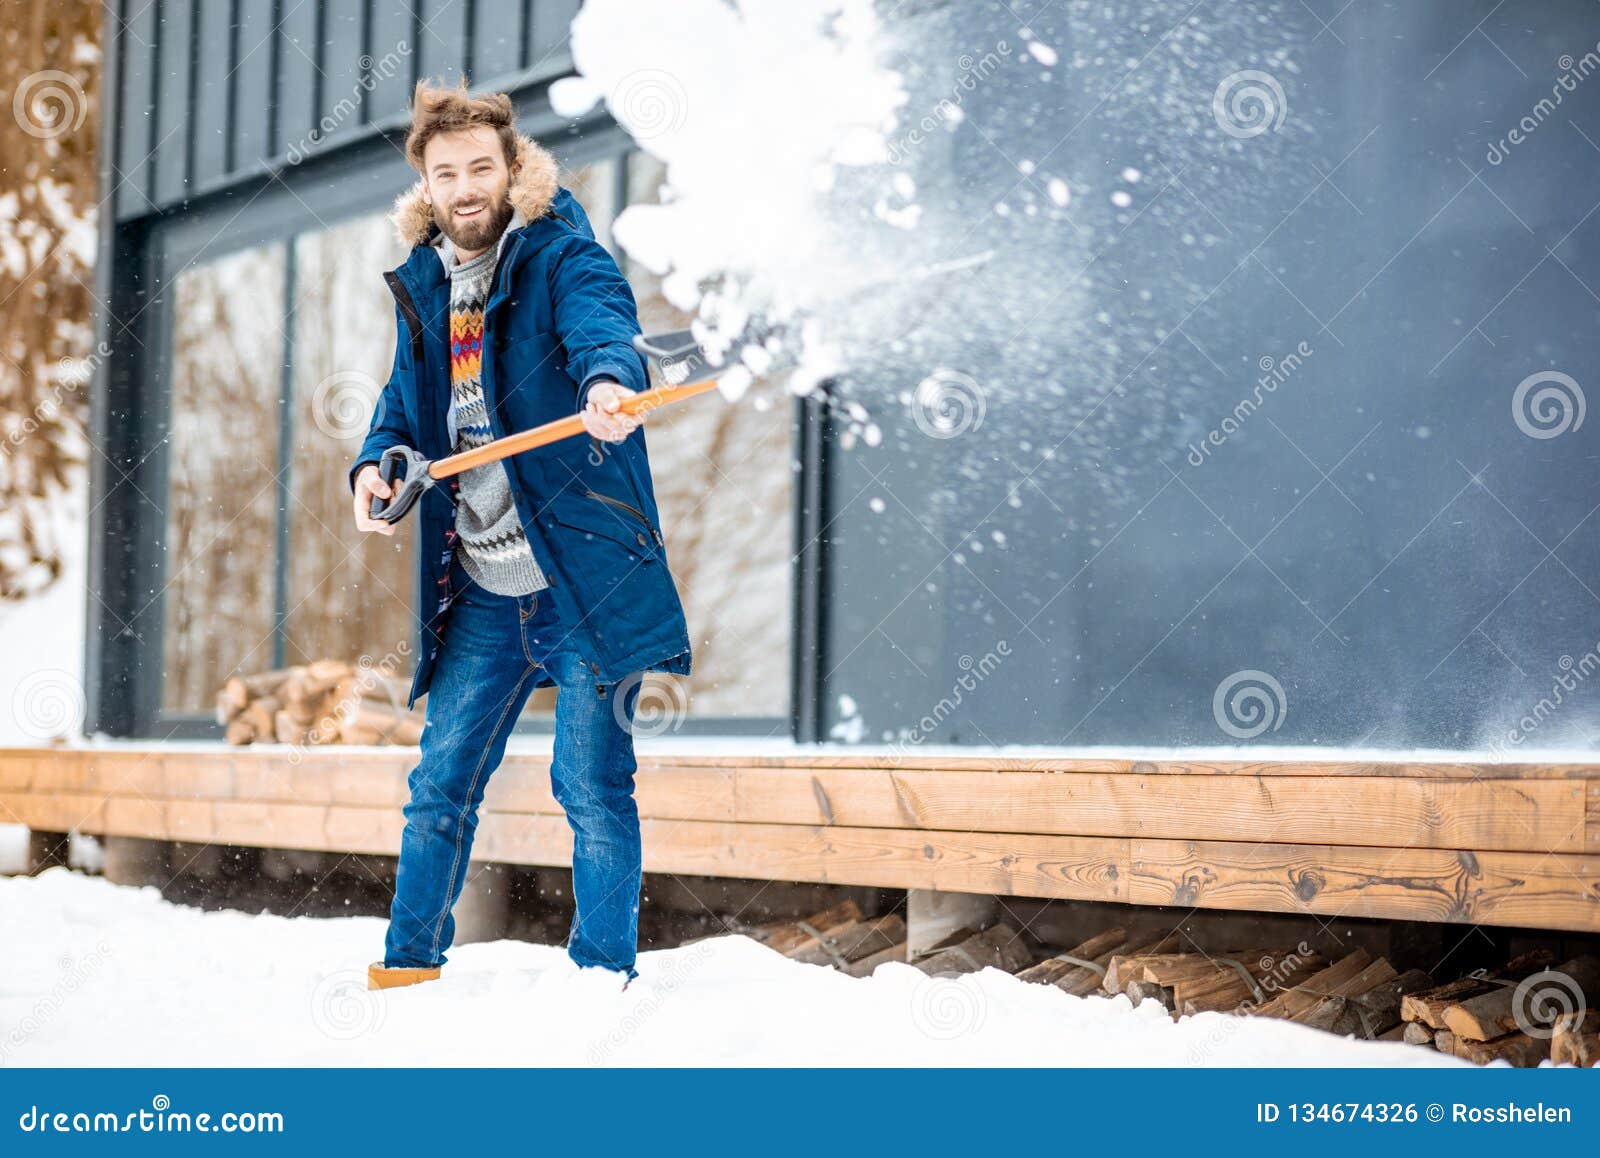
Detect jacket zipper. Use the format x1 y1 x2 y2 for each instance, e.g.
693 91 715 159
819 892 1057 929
383 271 426 366
585 489 664 547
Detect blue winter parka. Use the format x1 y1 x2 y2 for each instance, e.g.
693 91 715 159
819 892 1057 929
348 131 693 710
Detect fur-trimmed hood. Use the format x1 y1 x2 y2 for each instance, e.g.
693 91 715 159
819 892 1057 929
389 131 561 247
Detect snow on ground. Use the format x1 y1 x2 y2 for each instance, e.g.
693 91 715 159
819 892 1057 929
0 869 1469 1067
0 477 86 747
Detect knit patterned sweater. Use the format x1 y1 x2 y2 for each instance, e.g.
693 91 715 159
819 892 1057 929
436 211 549 595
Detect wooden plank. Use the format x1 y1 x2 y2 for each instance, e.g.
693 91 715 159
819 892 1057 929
15 753 733 820
1130 840 1600 934
1589 783 1600 851
651 755 1600 780
732 767 1590 853
4 746 1598 779
8 784 1600 931
9 754 1590 853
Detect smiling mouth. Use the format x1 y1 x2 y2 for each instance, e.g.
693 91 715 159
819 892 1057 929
455 204 485 219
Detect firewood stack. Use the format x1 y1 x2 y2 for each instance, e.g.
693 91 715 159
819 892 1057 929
716 901 1032 978
722 905 1597 1068
1400 951 1600 1066
215 660 423 747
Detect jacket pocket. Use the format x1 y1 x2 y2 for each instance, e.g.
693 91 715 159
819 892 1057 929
546 491 663 560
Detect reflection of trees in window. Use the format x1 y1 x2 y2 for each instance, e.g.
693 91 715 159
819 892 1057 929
161 244 286 713
620 152 794 720
287 213 414 679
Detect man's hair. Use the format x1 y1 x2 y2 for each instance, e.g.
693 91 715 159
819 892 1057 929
403 77 518 173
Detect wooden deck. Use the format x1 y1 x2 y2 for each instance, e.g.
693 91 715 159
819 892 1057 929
3 743 1599 932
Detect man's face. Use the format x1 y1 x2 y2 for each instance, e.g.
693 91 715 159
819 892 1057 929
422 126 515 255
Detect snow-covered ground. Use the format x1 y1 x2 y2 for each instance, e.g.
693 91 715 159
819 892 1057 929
0 868 1469 1067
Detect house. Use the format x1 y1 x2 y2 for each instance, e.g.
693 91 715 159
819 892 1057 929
6 1 1595 949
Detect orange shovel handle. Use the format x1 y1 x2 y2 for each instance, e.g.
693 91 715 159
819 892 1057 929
429 378 720 480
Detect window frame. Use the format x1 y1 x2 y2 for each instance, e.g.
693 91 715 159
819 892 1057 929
107 122 814 741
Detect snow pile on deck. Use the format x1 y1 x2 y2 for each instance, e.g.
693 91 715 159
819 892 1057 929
1 870 1468 1067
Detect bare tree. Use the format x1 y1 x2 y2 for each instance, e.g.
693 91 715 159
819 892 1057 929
0 2 100 601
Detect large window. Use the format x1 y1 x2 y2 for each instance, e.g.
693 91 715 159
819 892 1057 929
161 243 287 714
286 214 415 678
156 141 794 731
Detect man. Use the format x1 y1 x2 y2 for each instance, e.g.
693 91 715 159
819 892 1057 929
349 79 693 992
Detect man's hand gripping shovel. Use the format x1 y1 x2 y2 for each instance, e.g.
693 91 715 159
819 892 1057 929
364 329 721 525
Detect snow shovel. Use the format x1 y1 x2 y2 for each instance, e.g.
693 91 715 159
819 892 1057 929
364 329 721 525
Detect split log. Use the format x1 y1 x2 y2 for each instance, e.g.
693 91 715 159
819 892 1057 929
910 922 1031 976
844 937 910 977
1399 949 1556 1028
336 703 423 746
1443 1030 1550 1068
1125 979 1175 1011
238 694 281 740
1550 1011 1599 1067
1111 948 1325 1016
272 709 311 745
1401 1021 1435 1047
789 914 907 967
1249 950 1373 1021
759 900 864 955
1016 927 1127 986
1302 968 1434 1039
217 660 422 746
1440 955 1600 1043
1177 948 1327 1015
1292 959 1399 1031
1070 932 1178 997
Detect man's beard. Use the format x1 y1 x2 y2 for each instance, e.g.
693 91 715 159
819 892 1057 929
434 192 514 253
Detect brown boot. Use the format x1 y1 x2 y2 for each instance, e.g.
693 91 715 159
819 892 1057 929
367 961 441 990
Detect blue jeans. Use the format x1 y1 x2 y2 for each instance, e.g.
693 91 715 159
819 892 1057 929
383 550 644 981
